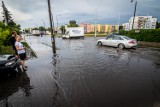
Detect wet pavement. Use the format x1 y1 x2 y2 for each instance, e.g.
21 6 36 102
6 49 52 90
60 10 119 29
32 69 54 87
0 36 160 107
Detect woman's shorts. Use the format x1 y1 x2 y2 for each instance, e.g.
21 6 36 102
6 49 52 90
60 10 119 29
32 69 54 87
19 53 26 60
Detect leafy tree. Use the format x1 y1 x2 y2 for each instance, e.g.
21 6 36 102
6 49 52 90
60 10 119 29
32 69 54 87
8 21 21 33
47 27 51 32
119 26 123 30
67 20 79 27
39 26 46 31
59 26 66 34
24 29 29 33
0 22 10 52
32 27 39 30
156 22 160 29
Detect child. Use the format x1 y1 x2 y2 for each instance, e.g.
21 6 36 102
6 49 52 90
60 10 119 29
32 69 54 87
15 35 28 71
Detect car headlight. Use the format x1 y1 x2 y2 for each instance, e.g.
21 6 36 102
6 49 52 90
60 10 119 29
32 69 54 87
5 61 15 66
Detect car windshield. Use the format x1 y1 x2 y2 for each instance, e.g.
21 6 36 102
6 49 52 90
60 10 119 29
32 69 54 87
121 36 132 40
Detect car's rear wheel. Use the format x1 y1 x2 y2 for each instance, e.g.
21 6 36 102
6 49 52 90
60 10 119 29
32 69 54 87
97 41 103 46
118 43 125 49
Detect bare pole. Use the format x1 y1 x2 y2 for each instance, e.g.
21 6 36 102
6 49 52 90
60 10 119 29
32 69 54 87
132 0 137 30
56 15 58 34
47 0 56 54
94 8 97 37
118 13 120 33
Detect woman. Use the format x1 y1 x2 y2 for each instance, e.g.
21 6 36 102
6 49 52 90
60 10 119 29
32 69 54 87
15 35 28 71
10 31 18 56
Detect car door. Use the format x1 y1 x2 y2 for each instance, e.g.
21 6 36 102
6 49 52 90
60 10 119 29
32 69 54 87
111 36 121 47
104 36 114 46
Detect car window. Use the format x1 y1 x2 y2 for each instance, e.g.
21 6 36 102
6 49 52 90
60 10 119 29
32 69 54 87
112 36 123 40
106 36 114 40
122 36 132 40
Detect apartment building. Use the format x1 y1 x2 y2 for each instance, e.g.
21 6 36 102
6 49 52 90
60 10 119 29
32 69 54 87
123 16 157 30
91 24 95 32
79 23 91 33
80 23 119 33
123 23 130 31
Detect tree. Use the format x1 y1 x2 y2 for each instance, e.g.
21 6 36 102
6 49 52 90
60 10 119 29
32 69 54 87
59 26 66 34
2 1 13 25
24 28 29 33
67 20 79 27
156 22 160 29
8 21 21 33
119 26 123 30
0 22 10 52
39 26 46 31
32 27 39 30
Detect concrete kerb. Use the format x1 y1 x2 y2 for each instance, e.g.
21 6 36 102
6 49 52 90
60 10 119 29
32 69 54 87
138 41 160 48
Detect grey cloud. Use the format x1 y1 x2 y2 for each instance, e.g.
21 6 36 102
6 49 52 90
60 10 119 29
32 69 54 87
1 0 159 28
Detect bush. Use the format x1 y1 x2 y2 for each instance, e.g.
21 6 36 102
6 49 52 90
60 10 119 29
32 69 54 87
0 28 10 53
0 21 21 54
119 29 160 42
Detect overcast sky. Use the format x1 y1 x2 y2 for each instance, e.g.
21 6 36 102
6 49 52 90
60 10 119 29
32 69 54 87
0 0 159 28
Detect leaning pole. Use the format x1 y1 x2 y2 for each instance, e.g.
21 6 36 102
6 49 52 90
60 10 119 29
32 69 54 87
47 0 56 54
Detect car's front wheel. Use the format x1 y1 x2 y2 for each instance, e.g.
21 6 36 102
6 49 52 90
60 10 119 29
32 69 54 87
118 43 125 49
97 41 103 46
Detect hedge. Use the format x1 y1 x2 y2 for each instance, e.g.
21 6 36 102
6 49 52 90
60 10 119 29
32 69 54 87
119 29 160 42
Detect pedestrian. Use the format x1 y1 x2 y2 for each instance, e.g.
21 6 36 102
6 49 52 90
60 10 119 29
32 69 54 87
10 31 18 57
15 35 28 71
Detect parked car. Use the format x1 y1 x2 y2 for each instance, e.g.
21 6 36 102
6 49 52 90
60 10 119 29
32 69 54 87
0 55 20 76
97 34 137 49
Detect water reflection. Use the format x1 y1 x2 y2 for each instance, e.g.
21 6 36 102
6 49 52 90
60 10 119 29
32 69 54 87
51 54 70 107
0 67 32 106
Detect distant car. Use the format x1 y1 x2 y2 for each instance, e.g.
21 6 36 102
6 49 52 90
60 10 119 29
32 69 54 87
97 34 137 49
0 55 20 76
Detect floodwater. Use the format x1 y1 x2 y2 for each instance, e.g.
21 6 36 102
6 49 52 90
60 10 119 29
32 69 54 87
0 36 160 107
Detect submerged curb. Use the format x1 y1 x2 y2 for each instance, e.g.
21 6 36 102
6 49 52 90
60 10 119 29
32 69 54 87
138 41 160 48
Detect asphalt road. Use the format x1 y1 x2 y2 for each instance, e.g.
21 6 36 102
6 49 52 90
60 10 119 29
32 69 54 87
0 36 160 107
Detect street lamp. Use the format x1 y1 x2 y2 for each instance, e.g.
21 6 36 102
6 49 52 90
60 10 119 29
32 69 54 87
95 8 97 37
56 14 61 36
131 0 137 30
41 19 46 36
95 18 97 37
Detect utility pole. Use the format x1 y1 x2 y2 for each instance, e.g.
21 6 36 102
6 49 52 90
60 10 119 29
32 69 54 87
2 1 8 25
131 0 137 30
47 0 56 54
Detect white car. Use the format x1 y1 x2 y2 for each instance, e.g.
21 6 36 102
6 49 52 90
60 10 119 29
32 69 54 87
97 35 137 49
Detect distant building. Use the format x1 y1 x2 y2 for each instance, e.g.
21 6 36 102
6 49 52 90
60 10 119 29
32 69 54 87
79 23 91 33
79 23 119 33
91 24 95 32
122 23 130 31
97 24 101 33
123 16 157 30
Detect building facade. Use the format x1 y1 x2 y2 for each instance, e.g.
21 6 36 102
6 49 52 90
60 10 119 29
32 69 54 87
124 16 157 30
80 23 119 34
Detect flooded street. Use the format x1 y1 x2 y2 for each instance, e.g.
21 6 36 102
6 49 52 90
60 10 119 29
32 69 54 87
0 36 160 107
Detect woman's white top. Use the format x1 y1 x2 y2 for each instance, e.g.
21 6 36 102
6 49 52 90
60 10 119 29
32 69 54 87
15 41 25 54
